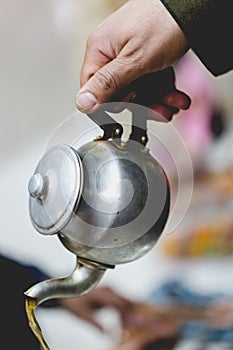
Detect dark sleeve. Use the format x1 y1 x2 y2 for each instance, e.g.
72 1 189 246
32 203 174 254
0 255 45 348
0 254 47 289
160 0 233 76
0 254 59 307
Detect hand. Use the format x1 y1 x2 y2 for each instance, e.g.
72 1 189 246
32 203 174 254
59 286 133 331
113 304 179 350
76 0 189 116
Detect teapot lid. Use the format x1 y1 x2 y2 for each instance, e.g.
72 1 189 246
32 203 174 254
28 144 83 235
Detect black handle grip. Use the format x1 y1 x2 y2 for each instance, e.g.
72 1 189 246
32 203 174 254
87 68 175 144
87 108 123 141
111 68 176 107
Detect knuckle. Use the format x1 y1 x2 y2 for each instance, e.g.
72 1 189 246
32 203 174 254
95 69 118 94
87 27 104 48
87 31 99 47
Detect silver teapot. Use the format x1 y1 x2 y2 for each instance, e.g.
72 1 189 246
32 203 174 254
25 74 170 307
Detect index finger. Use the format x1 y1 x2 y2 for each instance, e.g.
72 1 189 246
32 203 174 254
80 35 113 87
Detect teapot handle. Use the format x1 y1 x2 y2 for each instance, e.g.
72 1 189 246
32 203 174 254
87 107 124 141
87 94 148 146
87 68 176 146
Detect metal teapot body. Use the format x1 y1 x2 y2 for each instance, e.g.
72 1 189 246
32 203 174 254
59 137 170 265
26 106 170 334
29 134 169 266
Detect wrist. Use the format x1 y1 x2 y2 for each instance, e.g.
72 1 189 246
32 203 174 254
157 0 189 67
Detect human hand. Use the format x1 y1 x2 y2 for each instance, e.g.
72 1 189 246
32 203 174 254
76 0 189 117
113 304 179 350
59 286 133 331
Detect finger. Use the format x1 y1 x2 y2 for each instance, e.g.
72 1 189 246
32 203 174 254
98 288 134 312
163 90 191 110
87 287 134 313
149 104 173 121
80 44 112 88
76 58 142 113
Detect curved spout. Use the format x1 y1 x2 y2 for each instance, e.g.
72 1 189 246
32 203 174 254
25 258 107 304
24 258 107 350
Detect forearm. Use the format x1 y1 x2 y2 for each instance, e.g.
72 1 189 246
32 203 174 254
160 0 233 76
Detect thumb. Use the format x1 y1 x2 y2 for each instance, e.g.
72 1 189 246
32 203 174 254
76 58 141 113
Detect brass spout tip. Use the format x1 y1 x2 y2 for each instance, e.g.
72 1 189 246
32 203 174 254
24 289 31 297
24 290 36 302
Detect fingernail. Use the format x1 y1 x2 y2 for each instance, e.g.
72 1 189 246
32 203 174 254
76 92 97 112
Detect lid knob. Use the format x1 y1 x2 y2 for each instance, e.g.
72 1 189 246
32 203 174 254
28 173 45 199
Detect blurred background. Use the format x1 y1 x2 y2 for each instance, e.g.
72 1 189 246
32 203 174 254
1 0 233 349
